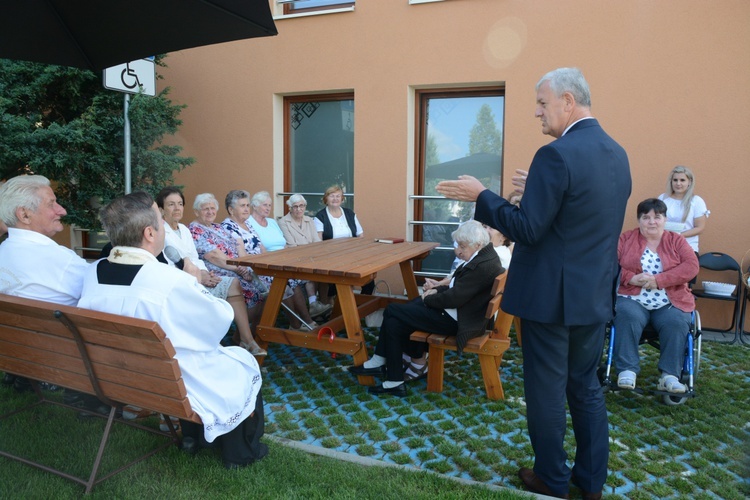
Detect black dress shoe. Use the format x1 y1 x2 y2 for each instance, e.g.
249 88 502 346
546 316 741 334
571 474 602 500
367 383 407 397
348 364 386 376
518 467 568 499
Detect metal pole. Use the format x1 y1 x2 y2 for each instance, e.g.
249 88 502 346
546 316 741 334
124 93 131 194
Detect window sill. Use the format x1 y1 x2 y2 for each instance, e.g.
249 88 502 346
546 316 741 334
274 6 354 20
409 0 446 4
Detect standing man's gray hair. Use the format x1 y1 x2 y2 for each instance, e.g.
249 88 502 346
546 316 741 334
0 175 52 227
537 67 591 108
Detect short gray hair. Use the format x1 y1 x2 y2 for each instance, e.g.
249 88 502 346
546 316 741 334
286 194 307 207
193 193 219 211
225 189 251 212
251 191 272 208
100 192 158 248
0 175 52 228
452 220 490 247
537 67 591 108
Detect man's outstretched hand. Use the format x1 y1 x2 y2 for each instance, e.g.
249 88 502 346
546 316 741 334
436 175 486 202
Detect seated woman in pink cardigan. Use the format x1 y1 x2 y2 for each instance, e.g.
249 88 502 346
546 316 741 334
613 198 698 394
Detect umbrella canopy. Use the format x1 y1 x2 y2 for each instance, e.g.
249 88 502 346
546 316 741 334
426 152 502 180
0 0 277 71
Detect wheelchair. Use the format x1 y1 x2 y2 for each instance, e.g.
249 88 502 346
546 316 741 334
600 310 701 406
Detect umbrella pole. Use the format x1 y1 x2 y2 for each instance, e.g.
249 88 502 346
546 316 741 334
124 94 131 194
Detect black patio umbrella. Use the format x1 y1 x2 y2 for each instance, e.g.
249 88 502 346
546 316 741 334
426 152 502 180
0 0 277 72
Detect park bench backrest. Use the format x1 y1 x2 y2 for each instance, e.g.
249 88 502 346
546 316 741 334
0 293 199 423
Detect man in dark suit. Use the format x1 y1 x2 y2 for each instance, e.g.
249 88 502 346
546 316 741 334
437 68 631 499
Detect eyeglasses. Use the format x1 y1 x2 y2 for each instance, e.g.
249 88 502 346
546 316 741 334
291 204 307 210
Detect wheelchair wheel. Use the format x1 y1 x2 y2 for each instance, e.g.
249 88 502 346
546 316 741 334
663 312 701 406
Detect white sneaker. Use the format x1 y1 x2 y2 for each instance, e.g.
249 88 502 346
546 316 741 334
617 370 637 390
309 301 332 317
658 374 686 394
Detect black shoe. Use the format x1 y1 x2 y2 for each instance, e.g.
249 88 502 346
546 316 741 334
224 443 269 469
348 364 386 376
368 383 407 397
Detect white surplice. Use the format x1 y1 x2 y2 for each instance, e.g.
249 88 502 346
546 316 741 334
78 247 261 443
0 227 90 305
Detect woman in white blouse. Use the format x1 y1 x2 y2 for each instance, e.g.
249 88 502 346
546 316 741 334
658 165 709 253
313 185 373 298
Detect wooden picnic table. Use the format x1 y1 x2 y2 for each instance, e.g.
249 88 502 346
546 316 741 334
228 238 437 385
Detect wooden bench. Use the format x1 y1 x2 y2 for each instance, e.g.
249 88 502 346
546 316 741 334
0 293 201 493
410 273 514 400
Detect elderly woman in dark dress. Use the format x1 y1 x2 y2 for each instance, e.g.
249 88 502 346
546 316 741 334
349 221 503 397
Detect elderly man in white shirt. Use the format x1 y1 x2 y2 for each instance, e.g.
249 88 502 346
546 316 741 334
0 175 90 304
0 175 96 400
79 192 267 469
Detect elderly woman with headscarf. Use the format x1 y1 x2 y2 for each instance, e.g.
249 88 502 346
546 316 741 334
277 193 331 318
349 221 503 397
230 190 317 331
156 187 265 356
189 193 268 341
613 198 699 394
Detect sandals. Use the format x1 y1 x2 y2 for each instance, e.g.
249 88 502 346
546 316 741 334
617 370 636 390
404 360 428 382
658 374 686 394
240 341 267 356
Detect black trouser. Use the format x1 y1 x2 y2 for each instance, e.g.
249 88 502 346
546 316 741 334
374 298 458 382
181 391 265 465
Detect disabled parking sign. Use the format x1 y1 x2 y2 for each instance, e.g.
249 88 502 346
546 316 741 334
103 59 156 96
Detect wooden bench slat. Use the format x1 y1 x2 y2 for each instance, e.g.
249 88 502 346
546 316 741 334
0 349 186 399
0 328 181 379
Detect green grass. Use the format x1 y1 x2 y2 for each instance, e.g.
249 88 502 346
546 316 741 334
0 390 525 499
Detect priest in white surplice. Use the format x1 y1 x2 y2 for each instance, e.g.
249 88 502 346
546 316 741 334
78 192 267 469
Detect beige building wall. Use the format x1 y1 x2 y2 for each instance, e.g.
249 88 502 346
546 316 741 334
161 0 750 322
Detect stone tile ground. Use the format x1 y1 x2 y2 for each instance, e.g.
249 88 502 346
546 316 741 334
259 328 750 499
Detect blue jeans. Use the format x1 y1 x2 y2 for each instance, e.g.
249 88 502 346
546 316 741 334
613 296 691 378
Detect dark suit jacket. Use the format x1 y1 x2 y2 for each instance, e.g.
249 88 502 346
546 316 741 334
474 119 631 325
423 242 503 352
